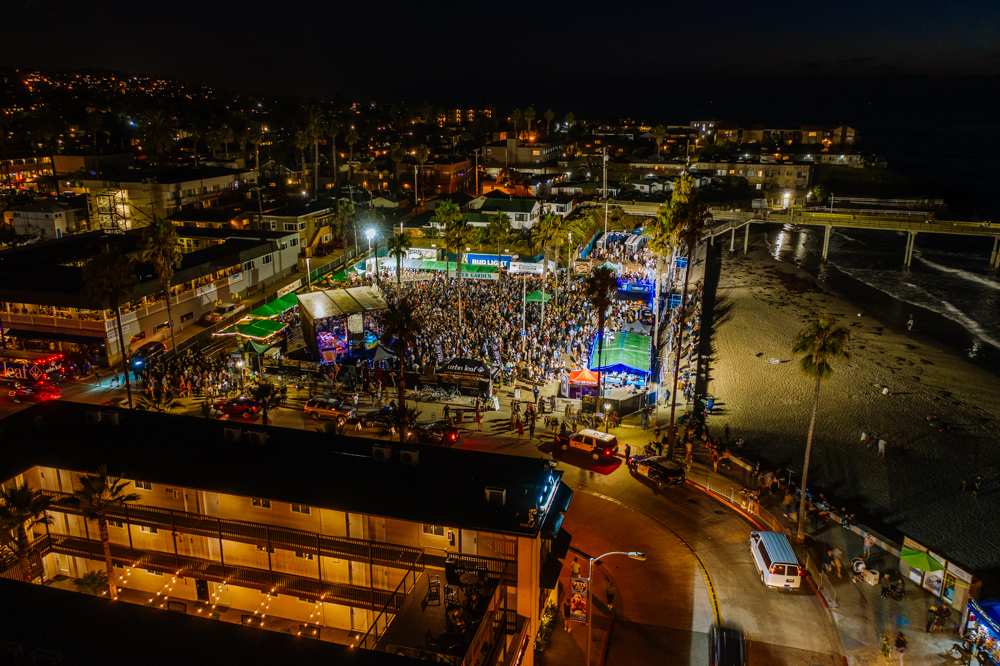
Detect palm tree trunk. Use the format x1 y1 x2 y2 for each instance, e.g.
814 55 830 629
413 166 419 207
597 310 606 401
313 139 320 198
396 255 402 287
397 340 407 445
540 246 547 325
330 139 337 186
113 303 133 409
99 517 118 599
796 375 822 541
459 250 465 331
163 283 177 351
667 246 693 445
15 524 31 582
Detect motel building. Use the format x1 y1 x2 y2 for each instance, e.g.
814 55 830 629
0 403 573 665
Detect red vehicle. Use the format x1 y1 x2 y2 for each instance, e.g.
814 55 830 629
214 396 261 419
5 380 61 403
0 350 67 384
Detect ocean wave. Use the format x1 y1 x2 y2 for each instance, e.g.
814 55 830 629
914 253 1000 292
835 266 1000 351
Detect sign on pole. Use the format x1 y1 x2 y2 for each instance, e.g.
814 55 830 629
674 257 688 269
568 577 590 623
668 294 683 309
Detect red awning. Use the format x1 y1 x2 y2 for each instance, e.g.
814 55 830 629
568 369 599 385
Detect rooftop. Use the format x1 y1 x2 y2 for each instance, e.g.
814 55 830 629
480 197 539 215
261 198 337 218
82 165 250 184
0 402 562 537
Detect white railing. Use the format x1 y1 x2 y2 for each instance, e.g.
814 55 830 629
0 312 110 333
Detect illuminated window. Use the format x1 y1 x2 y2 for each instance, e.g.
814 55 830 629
295 551 314 560
251 497 271 509
139 525 158 534
134 480 152 490
291 503 310 514
422 524 445 537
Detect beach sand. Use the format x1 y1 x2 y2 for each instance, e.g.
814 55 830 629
705 245 1000 569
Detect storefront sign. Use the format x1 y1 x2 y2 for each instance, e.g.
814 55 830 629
465 252 512 269
276 279 302 298
568 577 589 623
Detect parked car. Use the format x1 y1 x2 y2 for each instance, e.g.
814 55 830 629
199 302 241 326
359 407 399 434
215 396 261 419
411 420 460 446
131 341 166 369
303 397 355 421
6 380 61 403
709 625 747 666
555 428 619 461
627 454 685 490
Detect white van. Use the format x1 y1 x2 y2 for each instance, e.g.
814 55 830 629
749 531 802 590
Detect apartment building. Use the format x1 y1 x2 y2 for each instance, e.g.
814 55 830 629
693 161 812 194
258 199 336 258
484 140 560 168
0 227 299 365
0 402 572 666
0 155 53 188
3 198 88 239
76 166 256 221
477 197 541 230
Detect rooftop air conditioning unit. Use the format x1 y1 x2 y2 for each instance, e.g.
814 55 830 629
484 487 507 507
399 449 420 467
372 445 392 463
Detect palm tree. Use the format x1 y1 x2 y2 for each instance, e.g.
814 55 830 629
83 246 137 409
336 198 358 255
71 466 140 599
74 570 109 597
485 213 512 295
294 130 309 175
385 231 412 288
413 145 430 205
305 107 324 198
345 126 359 185
544 108 556 136
651 125 667 157
532 213 564 324
0 485 51 582
325 116 341 186
142 217 182 351
523 106 536 136
645 201 678 353
585 266 617 401
660 173 711 445
510 108 522 138
564 111 575 128
432 201 463 282
443 209 474 332
381 297 420 444
792 318 850 541
141 110 173 165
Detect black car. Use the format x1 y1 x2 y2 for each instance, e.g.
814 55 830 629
627 454 685 490
131 341 166 369
411 420 461 446
709 625 747 666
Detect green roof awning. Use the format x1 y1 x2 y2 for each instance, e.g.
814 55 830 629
249 293 299 318
217 318 287 341
900 548 943 572
414 260 499 274
524 290 552 303
588 331 651 374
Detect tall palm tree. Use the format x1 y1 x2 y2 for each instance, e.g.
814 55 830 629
660 173 711 445
544 108 556 136
344 126 359 185
71 466 140 599
651 125 667 157
142 217 183 351
294 129 309 175
381 297 420 444
532 213 564 323
645 200 678 353
563 111 575 128
305 107 324 198
83 246 137 409
336 198 358 255
485 213 512 295
792 318 850 541
74 570 109 597
389 143 406 189
510 109 522 138
413 145 430 205
141 110 173 166
585 266 617 401
523 106 536 136
325 116 341 187
386 231 412 287
443 210 474 332
432 200 462 281
0 485 51 582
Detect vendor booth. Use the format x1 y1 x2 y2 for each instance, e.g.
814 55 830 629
567 368 599 399
963 599 1000 664
296 286 388 364
435 357 493 396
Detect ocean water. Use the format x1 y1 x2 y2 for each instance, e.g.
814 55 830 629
758 224 1000 373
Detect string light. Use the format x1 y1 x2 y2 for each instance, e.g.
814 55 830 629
297 593 326 637
147 569 185 608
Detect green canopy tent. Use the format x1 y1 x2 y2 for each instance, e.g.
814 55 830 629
249 293 299 319
588 331 652 375
524 290 552 303
216 318 288 342
899 548 943 573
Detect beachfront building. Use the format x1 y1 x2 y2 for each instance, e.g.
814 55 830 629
0 227 299 365
0 402 573 665
0 155 53 189
2 198 89 239
257 199 337 259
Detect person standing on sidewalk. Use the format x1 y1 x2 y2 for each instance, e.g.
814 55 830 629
563 598 573 632
624 443 631 461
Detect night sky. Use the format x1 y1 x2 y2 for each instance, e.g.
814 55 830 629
2 0 998 118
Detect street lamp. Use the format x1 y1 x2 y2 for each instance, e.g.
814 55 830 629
365 228 377 276
603 401 612 431
586 551 646 666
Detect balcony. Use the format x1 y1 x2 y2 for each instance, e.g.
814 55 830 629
0 312 110 335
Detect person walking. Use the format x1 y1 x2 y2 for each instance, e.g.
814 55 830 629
863 534 875 559
624 443 631 461
877 438 886 457
528 414 536 440
516 414 524 438
562 597 573 632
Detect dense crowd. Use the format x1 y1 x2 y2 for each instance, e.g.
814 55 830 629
381 272 643 385
137 347 236 404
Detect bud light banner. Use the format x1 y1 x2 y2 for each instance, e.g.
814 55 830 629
465 253 512 269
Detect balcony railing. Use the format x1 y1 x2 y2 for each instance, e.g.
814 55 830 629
46 492 424 573
44 531 407 611
0 312 110 334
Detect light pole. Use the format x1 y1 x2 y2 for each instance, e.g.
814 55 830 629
602 148 609 237
365 228 376 277
586 551 646 666
521 270 526 355
603 401 611 432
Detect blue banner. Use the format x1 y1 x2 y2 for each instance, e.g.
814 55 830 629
674 257 688 269
465 252 512 269
669 294 683 308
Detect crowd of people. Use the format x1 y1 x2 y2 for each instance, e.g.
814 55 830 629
136 347 238 405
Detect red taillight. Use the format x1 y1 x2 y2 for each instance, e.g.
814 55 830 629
449 432 457 441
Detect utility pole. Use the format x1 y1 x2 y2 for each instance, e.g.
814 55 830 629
602 148 609 236
473 148 480 195
521 272 526 355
